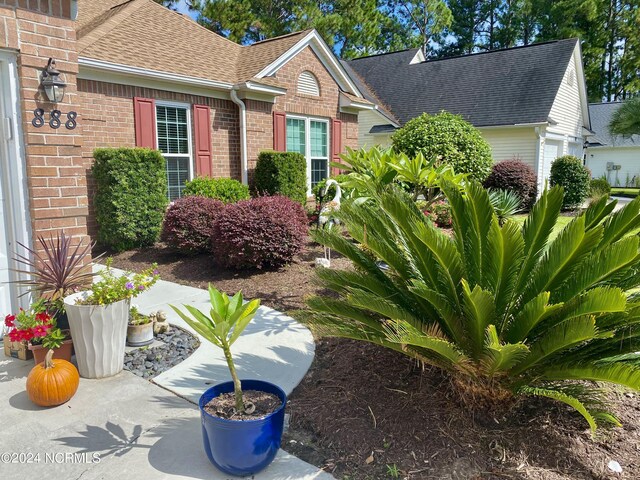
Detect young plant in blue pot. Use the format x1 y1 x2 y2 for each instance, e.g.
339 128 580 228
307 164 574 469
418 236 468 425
171 286 286 476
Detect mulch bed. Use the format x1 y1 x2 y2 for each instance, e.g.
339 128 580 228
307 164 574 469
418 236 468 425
109 238 640 480
107 237 349 314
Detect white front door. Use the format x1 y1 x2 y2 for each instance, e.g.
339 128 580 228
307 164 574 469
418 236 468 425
0 52 31 322
541 140 562 190
0 69 13 318
0 142 12 318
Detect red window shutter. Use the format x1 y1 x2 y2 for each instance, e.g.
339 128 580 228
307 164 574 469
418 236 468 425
273 111 287 151
331 118 343 175
133 97 157 149
193 104 213 177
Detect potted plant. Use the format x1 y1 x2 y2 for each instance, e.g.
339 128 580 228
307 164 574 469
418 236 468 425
126 306 154 347
171 286 286 476
12 230 101 331
4 300 73 364
64 260 159 379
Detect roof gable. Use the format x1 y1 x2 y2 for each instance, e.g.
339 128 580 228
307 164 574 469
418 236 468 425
347 39 581 128
76 0 363 97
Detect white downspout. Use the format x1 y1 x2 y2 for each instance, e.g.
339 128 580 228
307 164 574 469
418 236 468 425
230 88 248 185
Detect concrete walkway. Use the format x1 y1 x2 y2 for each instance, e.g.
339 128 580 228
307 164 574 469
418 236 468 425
0 275 332 479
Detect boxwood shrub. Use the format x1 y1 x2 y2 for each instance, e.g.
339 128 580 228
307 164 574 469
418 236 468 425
183 177 249 203
391 112 493 182
162 196 224 254
92 148 168 251
549 155 591 209
483 159 538 209
589 178 611 199
211 196 308 269
253 151 307 205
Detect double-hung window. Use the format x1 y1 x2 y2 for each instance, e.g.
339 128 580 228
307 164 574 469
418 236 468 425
156 103 193 201
286 116 329 193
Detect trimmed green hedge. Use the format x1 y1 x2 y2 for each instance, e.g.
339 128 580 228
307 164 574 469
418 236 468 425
253 151 307 204
183 177 250 203
391 112 493 182
549 155 591 209
92 148 168 251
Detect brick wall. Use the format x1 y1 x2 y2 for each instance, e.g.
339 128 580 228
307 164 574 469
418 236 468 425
77 80 241 238
0 3 90 252
245 46 359 175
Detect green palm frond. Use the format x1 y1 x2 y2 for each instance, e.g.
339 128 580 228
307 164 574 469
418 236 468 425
305 175 640 431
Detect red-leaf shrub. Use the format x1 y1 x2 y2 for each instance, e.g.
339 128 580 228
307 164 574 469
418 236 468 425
162 196 224 254
212 196 308 269
483 159 538 209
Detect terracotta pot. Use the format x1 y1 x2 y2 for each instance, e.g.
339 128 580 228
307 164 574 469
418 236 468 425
29 335 73 365
64 292 130 379
126 322 154 347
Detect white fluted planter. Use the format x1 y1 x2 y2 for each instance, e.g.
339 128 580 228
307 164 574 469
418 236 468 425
64 292 130 379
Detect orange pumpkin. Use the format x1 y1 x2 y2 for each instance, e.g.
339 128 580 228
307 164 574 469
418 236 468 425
26 349 79 407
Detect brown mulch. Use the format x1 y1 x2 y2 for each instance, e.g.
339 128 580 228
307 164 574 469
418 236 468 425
285 338 640 480
109 239 640 480
107 237 349 314
204 390 281 421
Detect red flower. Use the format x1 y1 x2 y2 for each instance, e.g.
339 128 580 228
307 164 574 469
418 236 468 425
19 328 34 342
4 314 15 328
35 312 50 324
32 325 48 338
8 329 21 342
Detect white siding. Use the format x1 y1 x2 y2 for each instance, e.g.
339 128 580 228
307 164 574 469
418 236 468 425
358 109 393 148
548 49 584 138
585 147 640 186
479 127 539 171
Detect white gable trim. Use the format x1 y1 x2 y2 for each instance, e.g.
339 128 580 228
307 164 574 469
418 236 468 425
254 30 363 98
573 42 591 131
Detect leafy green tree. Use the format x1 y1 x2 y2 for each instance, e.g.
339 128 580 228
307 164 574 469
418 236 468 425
384 0 453 56
306 184 640 431
609 97 640 136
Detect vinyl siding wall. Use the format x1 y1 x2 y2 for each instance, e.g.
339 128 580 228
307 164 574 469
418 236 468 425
548 49 584 138
585 147 640 185
478 127 539 171
358 109 393 147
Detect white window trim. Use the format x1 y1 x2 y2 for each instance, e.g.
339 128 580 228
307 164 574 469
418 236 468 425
286 114 330 194
155 100 194 199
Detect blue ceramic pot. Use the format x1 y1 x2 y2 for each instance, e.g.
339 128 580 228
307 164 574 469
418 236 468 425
198 379 287 476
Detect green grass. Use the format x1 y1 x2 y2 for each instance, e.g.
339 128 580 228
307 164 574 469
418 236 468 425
513 214 573 242
611 188 639 198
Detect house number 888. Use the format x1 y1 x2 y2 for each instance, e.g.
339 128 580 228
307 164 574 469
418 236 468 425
32 108 78 130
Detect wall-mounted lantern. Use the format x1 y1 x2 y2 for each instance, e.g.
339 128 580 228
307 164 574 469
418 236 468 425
41 58 66 103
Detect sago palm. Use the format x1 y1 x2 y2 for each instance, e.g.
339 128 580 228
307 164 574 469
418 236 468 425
305 183 640 431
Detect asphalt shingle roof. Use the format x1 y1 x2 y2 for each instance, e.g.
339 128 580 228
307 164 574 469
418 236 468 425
347 39 579 128
588 102 640 147
76 0 313 86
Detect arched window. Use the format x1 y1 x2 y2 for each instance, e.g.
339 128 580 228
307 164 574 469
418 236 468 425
297 71 320 96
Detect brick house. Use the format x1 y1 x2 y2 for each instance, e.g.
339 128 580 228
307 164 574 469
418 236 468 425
0 0 373 314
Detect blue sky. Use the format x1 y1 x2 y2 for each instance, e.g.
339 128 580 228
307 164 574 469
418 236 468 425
175 0 197 19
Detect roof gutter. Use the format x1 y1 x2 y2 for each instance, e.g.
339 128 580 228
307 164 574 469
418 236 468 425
78 57 235 91
230 88 248 186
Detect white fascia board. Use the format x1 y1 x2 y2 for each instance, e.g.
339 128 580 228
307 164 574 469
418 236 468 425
240 81 287 95
254 30 363 98
339 94 374 111
573 42 591 131
478 122 546 130
78 57 234 98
